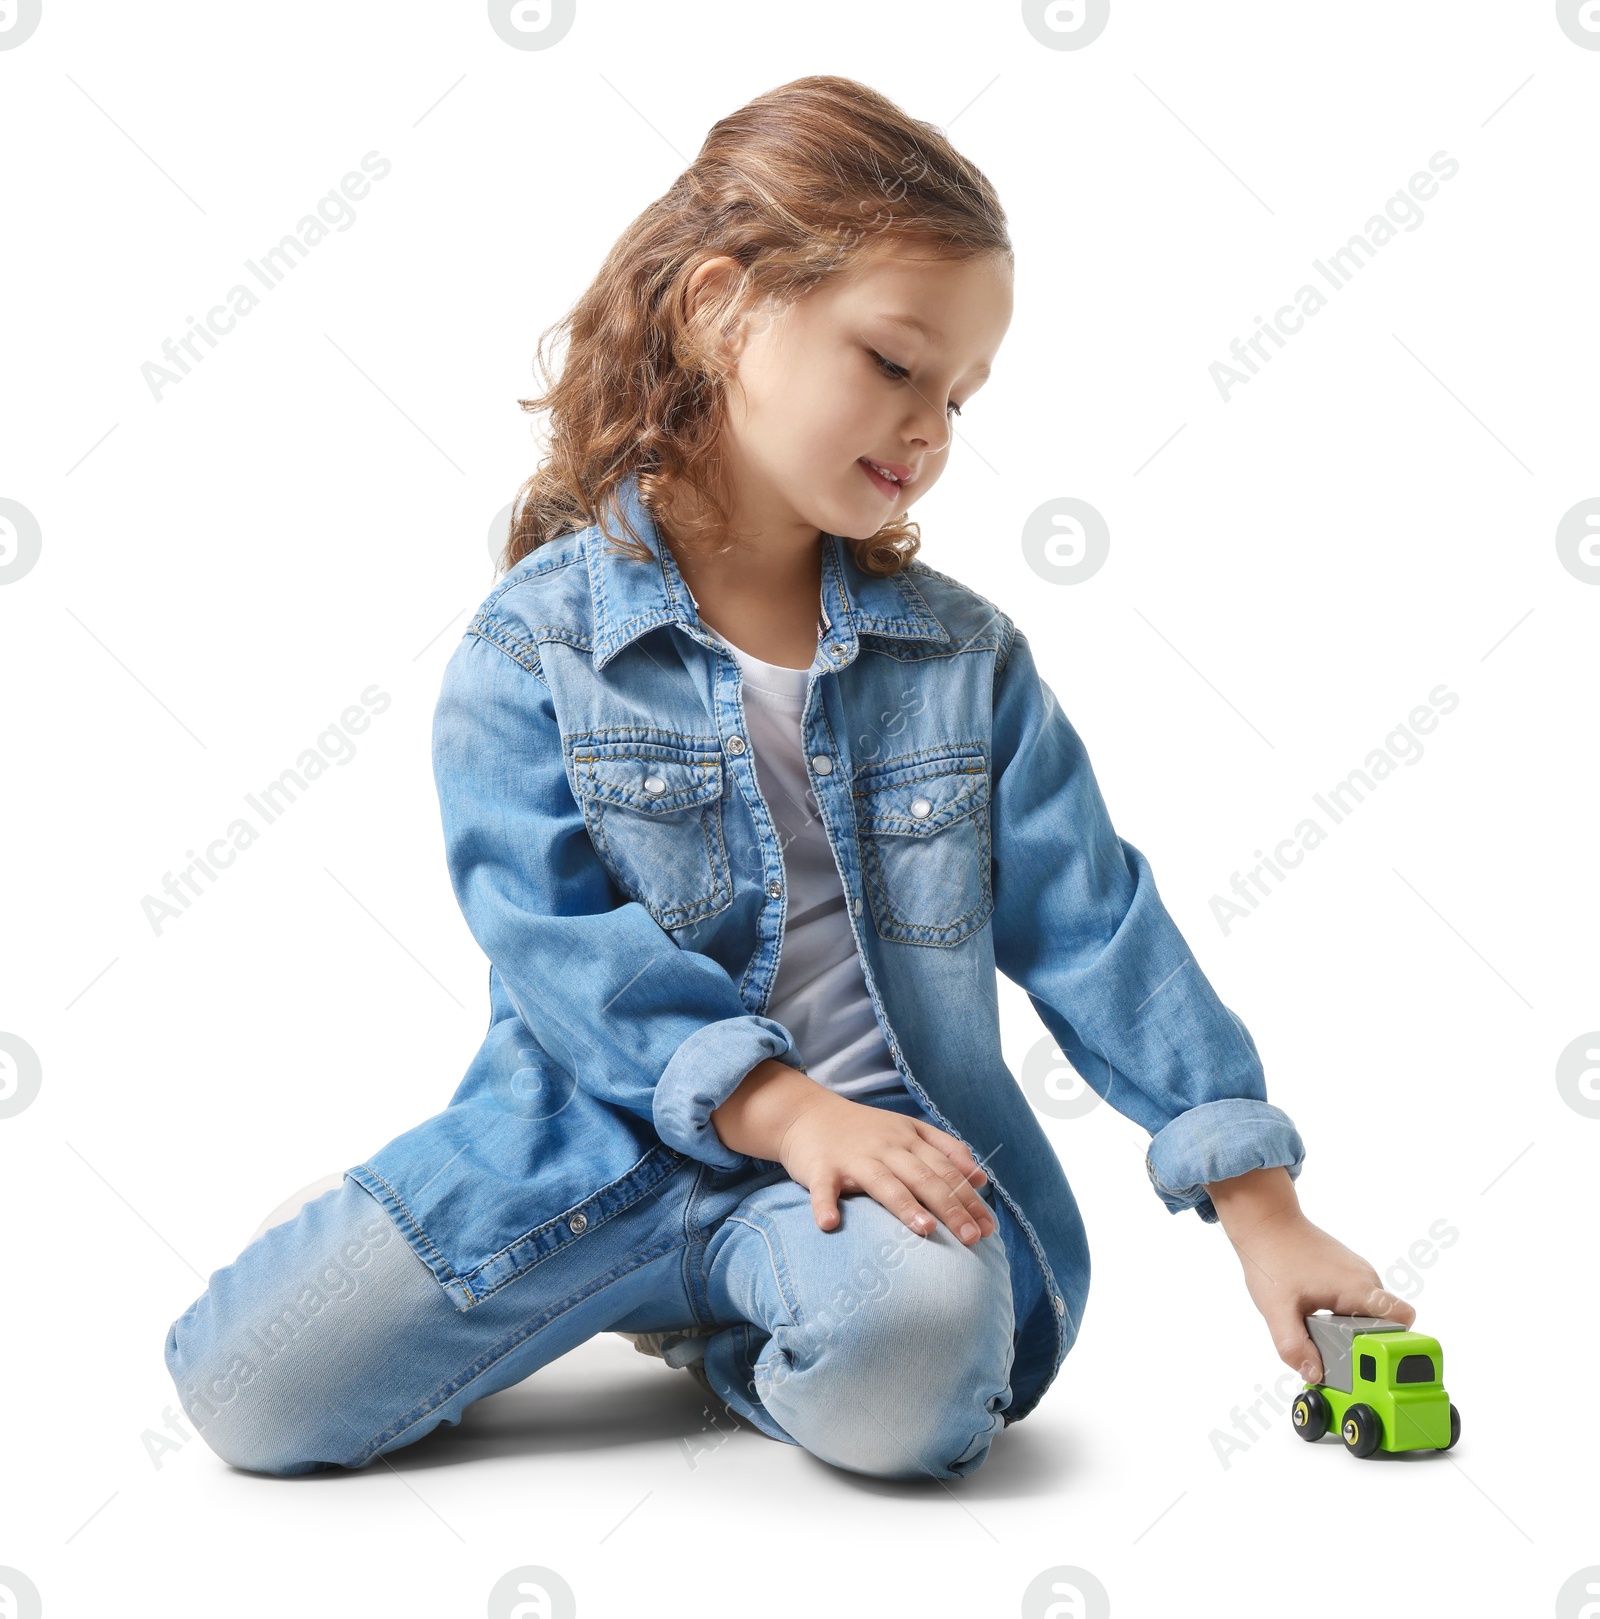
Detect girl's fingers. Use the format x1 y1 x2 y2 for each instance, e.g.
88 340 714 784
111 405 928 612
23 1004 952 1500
1358 1285 1416 1328
864 1148 990 1245
809 1175 843 1232
807 1123 999 1243
908 1140 995 1222
897 1147 995 1243
913 1120 988 1185
856 1164 939 1237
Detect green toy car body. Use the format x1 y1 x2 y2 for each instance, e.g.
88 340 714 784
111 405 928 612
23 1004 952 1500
1291 1313 1460 1458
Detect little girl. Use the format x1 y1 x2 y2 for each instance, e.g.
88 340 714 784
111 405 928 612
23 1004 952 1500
163 75 1412 1483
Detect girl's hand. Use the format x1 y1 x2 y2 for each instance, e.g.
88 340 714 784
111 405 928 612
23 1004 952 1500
1207 1166 1416 1382
777 1088 998 1246
710 1058 996 1245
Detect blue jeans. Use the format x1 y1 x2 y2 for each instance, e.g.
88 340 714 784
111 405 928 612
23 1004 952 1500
161 1090 1015 1481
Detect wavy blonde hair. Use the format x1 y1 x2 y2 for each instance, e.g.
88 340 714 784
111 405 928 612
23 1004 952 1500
500 74 1010 579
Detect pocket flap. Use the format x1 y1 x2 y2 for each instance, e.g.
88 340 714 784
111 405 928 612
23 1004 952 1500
853 746 990 836
569 737 725 814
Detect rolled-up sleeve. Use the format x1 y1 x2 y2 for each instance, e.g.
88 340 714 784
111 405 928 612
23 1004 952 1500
432 612 803 1171
988 621 1305 1224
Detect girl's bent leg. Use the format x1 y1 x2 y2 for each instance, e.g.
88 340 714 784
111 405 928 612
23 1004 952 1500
701 1176 1015 1481
162 1169 698 1477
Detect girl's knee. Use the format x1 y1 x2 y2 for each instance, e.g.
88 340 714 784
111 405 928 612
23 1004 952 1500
159 1183 419 1477
163 1310 338 1476
757 1231 1014 1479
822 1224 1012 1373
844 1409 1006 1481
770 1345 1009 1480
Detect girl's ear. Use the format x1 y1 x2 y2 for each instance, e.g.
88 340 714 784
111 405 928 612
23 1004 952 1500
683 255 752 368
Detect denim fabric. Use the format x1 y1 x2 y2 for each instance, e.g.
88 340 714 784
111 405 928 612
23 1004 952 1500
331 470 1302 1427
162 1087 1014 1481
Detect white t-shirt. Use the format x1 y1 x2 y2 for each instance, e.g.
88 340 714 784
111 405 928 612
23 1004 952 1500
722 637 908 1103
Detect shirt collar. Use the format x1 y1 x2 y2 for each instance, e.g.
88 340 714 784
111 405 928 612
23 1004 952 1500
586 471 950 671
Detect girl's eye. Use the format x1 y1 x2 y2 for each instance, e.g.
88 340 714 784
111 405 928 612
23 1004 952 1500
871 350 964 417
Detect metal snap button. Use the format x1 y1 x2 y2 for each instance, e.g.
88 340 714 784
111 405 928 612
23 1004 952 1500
811 754 832 774
1053 1293 1065 1316
727 735 747 754
642 774 666 795
569 1211 589 1235
766 879 783 898
829 645 844 660
909 796 933 818
852 895 862 917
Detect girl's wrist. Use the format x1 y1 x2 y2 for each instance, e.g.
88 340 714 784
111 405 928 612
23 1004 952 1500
1206 1164 1303 1242
710 1058 831 1160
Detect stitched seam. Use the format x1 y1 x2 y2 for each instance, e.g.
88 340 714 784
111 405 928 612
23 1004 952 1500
993 616 1019 679
566 724 724 745
824 543 945 645
879 568 946 636
453 1146 684 1300
719 1212 807 1331
1146 1157 1199 1199
467 619 548 686
684 1161 716 1327
605 606 679 637
579 782 731 930
859 801 994 946
855 775 990 831
852 740 990 783
572 752 722 812
861 641 999 663
350 1164 461 1282
533 626 593 655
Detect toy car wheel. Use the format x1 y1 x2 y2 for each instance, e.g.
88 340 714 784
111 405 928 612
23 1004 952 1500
1340 1403 1382 1459
1291 1389 1329 1442
1442 1404 1461 1451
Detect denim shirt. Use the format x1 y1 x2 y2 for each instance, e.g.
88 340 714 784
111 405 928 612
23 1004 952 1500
349 472 1305 1425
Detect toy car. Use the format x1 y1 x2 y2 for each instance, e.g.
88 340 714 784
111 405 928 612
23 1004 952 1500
1290 1312 1460 1458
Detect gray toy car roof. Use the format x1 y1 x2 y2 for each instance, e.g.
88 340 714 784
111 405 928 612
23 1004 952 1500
1304 1313 1412 1394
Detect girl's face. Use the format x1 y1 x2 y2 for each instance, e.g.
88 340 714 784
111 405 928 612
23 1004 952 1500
715 245 1013 543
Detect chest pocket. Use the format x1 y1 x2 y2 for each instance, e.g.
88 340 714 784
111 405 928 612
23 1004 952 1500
853 743 994 947
568 731 733 931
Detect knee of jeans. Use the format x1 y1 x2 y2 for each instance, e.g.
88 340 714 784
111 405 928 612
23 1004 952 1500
163 1312 334 1477
805 1231 1007 1376
763 1234 1012 1478
836 1414 1004 1482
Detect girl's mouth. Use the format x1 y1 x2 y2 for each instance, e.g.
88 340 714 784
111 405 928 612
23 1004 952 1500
858 456 909 499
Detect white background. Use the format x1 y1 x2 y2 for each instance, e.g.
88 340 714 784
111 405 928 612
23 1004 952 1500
1 2 1593 1615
